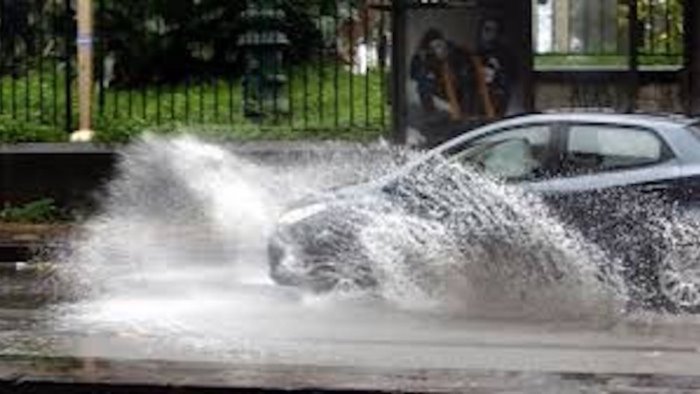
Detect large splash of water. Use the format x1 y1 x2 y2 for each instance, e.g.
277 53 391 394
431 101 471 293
52 134 641 328
59 136 402 295
273 157 629 319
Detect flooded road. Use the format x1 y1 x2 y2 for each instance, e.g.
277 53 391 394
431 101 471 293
4 263 700 393
4 137 700 392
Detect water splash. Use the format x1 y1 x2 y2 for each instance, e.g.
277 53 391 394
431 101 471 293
53 134 656 333
59 135 407 299
655 210 700 311
289 159 629 320
61 136 275 297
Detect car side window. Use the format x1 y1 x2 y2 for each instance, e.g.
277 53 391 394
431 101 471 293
564 124 667 176
447 125 553 182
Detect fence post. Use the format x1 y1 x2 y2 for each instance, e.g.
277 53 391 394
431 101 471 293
390 0 407 144
71 0 94 142
687 0 700 115
626 0 640 113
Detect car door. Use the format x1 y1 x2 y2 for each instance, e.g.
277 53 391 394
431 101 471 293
527 122 682 271
527 122 681 196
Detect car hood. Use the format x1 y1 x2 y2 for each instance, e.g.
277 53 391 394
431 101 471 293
286 179 383 209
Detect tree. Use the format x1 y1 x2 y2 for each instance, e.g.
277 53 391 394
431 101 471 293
97 0 323 86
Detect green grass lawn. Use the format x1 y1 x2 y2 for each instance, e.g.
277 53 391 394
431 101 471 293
0 64 391 143
535 54 683 70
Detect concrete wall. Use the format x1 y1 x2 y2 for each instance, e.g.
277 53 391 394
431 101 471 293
0 142 401 211
0 145 116 210
535 81 685 113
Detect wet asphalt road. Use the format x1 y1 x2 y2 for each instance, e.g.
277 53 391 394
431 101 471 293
4 265 700 392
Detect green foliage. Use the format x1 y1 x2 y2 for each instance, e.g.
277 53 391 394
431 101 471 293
638 0 684 58
536 0 684 68
0 0 68 63
90 63 388 143
0 61 388 143
0 115 66 143
0 199 62 223
535 55 627 69
92 116 154 144
99 0 325 85
5 1 336 84
535 54 685 69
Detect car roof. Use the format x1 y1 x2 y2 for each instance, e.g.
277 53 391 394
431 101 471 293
434 112 700 159
376 112 700 187
495 112 697 130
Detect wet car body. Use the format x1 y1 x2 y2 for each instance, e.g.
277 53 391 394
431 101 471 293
269 113 700 311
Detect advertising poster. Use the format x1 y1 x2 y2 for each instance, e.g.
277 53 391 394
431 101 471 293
404 1 531 146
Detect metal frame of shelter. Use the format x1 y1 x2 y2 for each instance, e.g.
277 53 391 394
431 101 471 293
387 0 700 145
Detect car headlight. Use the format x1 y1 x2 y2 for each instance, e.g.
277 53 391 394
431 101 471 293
278 203 328 225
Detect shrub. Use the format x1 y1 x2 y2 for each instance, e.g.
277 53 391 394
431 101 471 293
0 116 66 143
99 0 325 86
0 198 63 223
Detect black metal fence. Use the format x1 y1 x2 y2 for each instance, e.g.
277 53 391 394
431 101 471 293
0 0 692 140
532 0 687 113
0 0 392 137
93 0 392 136
638 0 684 66
0 0 74 134
533 0 684 68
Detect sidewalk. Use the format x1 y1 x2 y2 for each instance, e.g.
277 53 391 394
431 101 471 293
0 223 71 263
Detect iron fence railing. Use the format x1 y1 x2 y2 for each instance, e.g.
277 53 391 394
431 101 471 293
0 0 74 133
638 0 684 66
0 0 692 138
0 0 392 136
93 0 392 135
534 0 684 68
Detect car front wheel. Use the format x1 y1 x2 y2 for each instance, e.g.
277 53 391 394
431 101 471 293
658 259 700 313
648 209 700 313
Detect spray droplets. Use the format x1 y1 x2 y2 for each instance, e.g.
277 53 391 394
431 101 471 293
58 135 700 325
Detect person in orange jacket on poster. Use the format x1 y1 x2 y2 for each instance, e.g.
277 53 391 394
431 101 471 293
410 20 511 123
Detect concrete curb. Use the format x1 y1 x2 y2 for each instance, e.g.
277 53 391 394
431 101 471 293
2 354 700 393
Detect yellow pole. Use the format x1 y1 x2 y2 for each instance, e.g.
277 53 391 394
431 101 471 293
71 0 95 142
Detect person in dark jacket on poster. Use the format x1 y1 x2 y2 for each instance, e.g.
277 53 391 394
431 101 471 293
476 18 512 117
410 28 478 121
410 27 501 123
